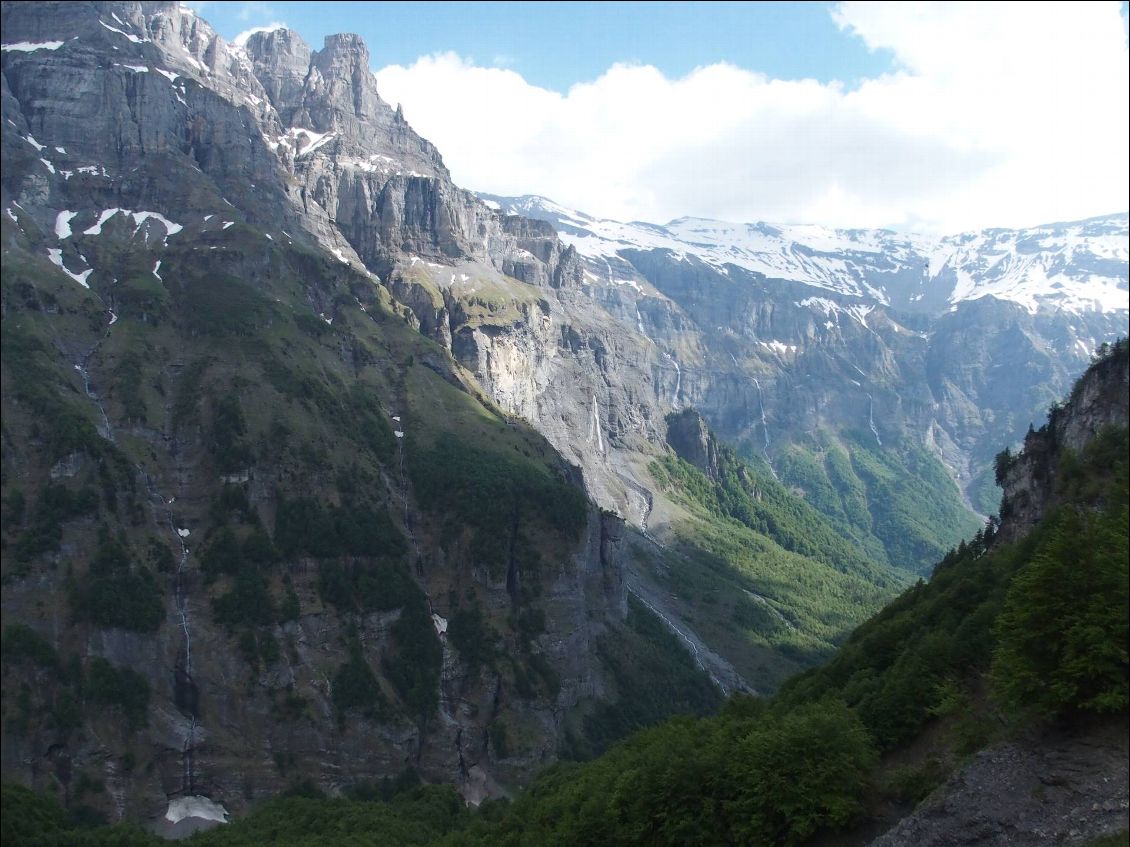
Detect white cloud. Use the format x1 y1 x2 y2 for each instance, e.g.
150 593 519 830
375 2 1128 233
232 21 288 49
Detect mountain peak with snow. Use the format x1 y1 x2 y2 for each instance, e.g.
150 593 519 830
479 195 1128 316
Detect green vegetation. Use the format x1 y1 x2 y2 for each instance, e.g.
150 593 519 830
446 599 493 677
776 428 982 572
69 530 164 633
569 594 722 759
11 484 99 564
84 657 150 731
646 439 905 690
1 624 62 671
2 625 152 738
654 431 877 574
274 496 405 560
176 271 279 337
991 498 1128 719
382 594 443 719
409 434 585 571
332 642 389 722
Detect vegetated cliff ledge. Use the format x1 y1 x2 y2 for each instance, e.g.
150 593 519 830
995 338 1130 545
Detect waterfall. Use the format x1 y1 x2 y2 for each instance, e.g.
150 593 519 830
752 377 778 479
602 257 615 286
663 351 682 409
587 394 605 454
868 393 883 446
73 310 116 442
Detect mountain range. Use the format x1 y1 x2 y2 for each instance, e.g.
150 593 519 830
0 0 1126 837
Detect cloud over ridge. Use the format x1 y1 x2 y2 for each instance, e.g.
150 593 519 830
375 2 1129 233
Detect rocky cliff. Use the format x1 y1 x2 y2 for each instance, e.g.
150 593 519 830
0 0 653 827
996 339 1130 544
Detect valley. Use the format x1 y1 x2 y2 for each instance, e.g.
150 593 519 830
1 1 1127 843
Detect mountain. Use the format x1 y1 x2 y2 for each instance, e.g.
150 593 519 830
0 0 908 829
483 195 1128 316
480 193 1128 522
8 341 1123 846
1 0 1127 834
0 0 666 825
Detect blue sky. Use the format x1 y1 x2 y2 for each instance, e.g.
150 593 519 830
196 1 895 91
192 2 1129 233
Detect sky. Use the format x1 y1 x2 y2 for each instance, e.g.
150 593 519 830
193 1 1130 234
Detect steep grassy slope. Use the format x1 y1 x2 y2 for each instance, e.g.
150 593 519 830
637 433 908 690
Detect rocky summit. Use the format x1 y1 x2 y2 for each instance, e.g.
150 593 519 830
0 0 1127 838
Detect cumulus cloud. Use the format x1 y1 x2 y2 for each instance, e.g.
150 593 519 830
232 21 288 49
375 2 1128 233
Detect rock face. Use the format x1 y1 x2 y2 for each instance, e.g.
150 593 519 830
1 0 638 823
870 723 1129 847
997 344 1130 544
482 195 1129 522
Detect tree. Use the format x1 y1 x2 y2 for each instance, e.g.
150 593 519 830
991 505 1129 719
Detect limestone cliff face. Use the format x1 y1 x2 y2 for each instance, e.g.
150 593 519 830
997 343 1129 544
1 0 633 820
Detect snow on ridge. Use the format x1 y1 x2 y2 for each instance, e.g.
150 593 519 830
503 196 1127 315
2 41 66 52
288 127 334 157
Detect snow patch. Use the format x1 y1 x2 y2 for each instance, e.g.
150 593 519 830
99 20 149 43
83 209 183 237
47 249 92 288
279 127 335 158
164 796 228 825
760 340 797 356
2 41 65 52
55 210 77 239
85 208 120 235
